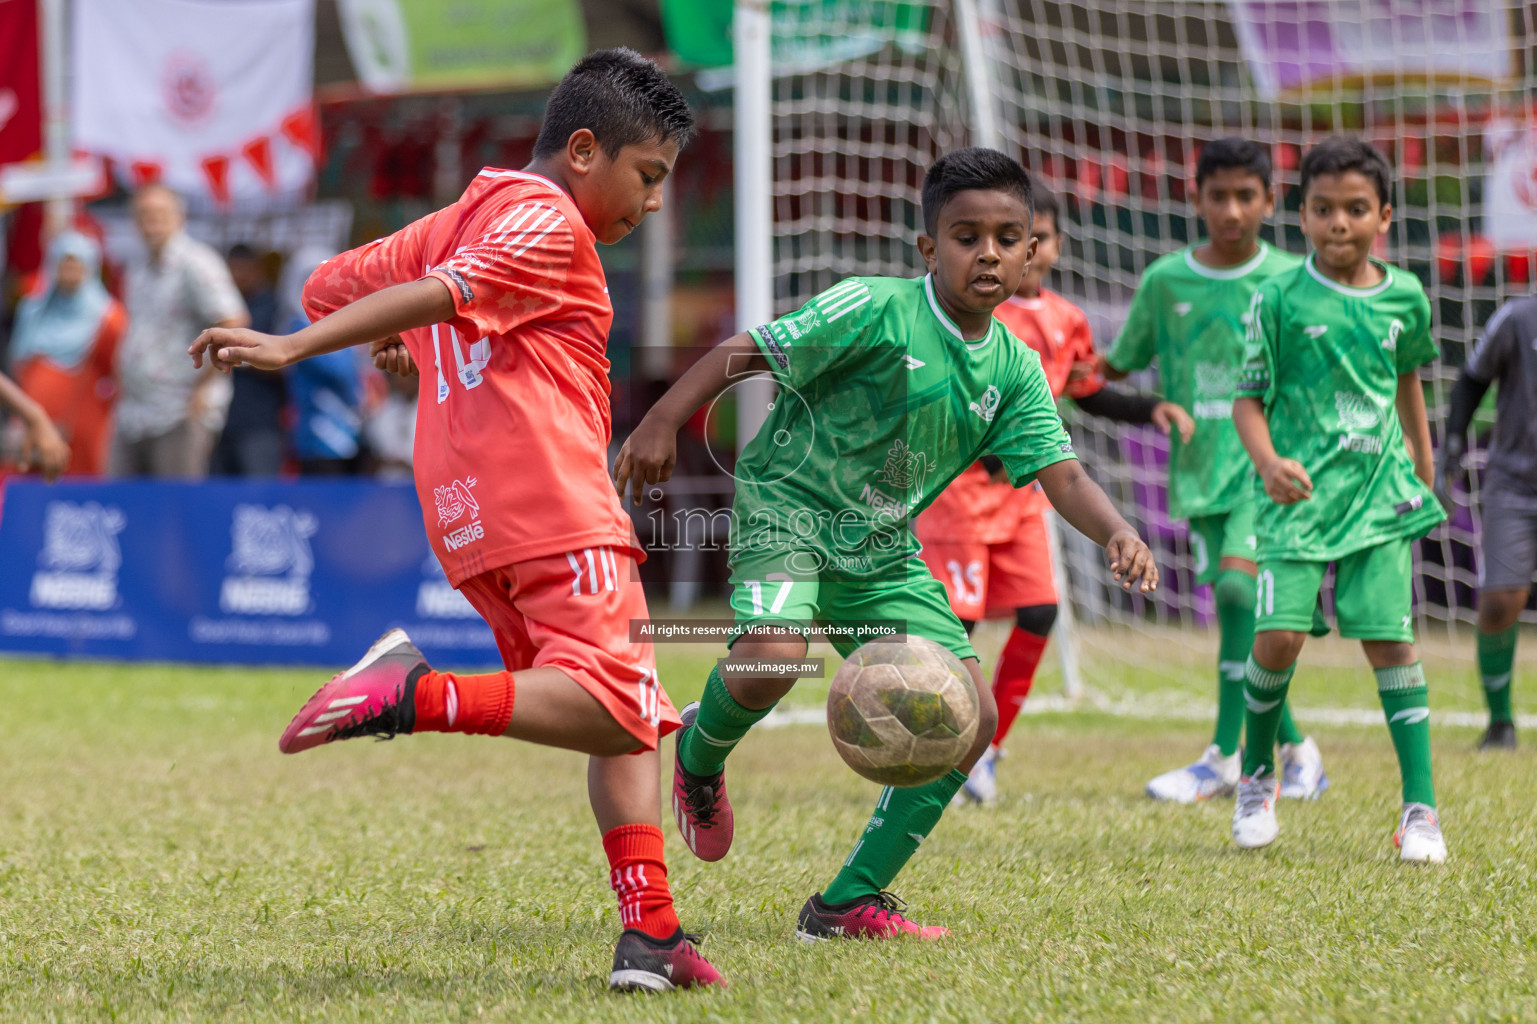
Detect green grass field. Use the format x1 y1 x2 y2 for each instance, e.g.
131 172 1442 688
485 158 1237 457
3 633 1536 1022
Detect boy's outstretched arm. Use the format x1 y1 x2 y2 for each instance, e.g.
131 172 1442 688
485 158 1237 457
189 278 454 373
1073 387 1195 443
1394 370 1434 488
614 332 769 504
1234 396 1312 505
1034 459 1158 593
0 372 69 481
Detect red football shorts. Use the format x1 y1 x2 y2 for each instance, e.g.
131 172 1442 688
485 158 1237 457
919 509 1058 621
456 546 680 750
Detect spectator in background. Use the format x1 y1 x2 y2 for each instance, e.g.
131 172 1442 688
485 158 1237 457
364 369 416 480
111 184 248 478
9 231 125 475
210 243 286 475
280 249 363 475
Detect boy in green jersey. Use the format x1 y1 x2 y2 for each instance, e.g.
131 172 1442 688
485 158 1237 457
1103 139 1329 803
616 148 1159 937
1230 136 1447 863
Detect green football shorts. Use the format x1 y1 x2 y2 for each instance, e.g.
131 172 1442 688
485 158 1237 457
727 556 977 661
1187 501 1259 585
1254 538 1414 642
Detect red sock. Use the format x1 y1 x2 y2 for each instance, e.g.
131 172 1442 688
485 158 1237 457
412 670 515 735
992 627 1049 747
604 824 681 939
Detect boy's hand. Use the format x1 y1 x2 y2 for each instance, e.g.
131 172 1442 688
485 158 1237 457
1260 456 1312 505
370 337 418 377
1151 401 1195 443
1106 528 1158 593
189 328 293 372
1068 359 1097 383
16 413 70 482
613 416 678 505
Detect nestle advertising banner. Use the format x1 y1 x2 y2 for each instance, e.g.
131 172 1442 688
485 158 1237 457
0 480 498 666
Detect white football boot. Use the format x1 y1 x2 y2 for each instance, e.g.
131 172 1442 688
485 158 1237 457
1145 744 1240 803
952 746 998 806
1231 768 1281 849
1279 736 1331 800
1394 803 1448 864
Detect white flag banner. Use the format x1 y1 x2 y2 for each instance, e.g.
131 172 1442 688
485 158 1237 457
73 0 316 203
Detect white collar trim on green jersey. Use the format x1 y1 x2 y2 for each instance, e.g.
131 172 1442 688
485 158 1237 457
923 274 995 350
1182 242 1270 280
1304 253 1393 297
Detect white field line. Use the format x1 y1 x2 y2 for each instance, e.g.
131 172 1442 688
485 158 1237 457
758 691 1537 731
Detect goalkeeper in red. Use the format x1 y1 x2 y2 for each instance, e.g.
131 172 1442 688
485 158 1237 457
617 149 1158 939
1103 138 1329 804
1230 136 1447 862
189 50 724 990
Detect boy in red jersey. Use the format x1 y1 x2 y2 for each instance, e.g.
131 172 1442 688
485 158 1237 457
917 188 1193 804
188 50 719 993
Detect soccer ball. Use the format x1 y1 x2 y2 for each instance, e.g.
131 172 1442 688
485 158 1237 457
826 635 979 787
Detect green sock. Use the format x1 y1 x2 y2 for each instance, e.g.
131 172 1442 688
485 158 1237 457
821 769 967 906
1477 625 1517 725
1377 662 1435 807
1277 702 1305 747
677 666 777 777
1240 655 1295 778
1211 569 1255 757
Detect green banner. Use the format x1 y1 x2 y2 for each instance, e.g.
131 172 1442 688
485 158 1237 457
662 0 930 71
338 0 586 93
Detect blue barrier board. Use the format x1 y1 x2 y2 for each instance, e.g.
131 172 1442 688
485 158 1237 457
0 480 499 666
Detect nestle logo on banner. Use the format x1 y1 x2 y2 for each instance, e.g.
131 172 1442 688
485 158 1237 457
29 502 126 610
220 505 316 616
416 557 479 619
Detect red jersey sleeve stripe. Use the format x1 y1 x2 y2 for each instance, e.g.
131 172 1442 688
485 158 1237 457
486 202 549 246
505 207 567 258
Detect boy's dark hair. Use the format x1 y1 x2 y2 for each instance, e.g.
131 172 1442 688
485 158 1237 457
921 147 1033 235
1031 185 1059 229
1299 135 1392 206
227 242 257 261
533 48 696 159
1195 138 1272 189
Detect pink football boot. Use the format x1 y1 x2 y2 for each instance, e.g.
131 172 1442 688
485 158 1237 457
279 629 428 754
795 891 950 941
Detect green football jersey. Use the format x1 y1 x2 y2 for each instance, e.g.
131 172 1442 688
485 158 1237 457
1237 254 1446 561
1106 241 1302 520
735 274 1076 583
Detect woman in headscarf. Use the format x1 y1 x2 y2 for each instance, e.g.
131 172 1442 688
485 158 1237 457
280 248 365 475
10 231 126 475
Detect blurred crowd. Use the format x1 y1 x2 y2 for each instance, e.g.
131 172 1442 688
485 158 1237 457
1 186 416 482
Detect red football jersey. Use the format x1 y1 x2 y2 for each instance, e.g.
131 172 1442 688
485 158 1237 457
303 168 639 585
995 290 1103 402
918 289 1102 544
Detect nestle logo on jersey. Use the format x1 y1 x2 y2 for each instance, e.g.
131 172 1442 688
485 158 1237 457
445 520 486 551
783 307 820 339
859 484 909 517
1193 399 1232 419
1337 433 1383 454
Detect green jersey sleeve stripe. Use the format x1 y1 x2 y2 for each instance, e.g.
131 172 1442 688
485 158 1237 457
819 285 872 320
813 280 866 306
825 294 871 322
